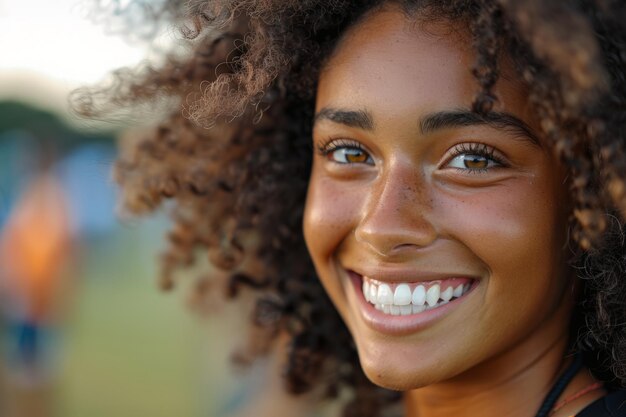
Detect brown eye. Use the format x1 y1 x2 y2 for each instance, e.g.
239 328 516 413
328 147 373 164
463 155 488 169
446 152 500 171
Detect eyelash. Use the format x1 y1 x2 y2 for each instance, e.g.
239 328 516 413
316 138 372 164
446 142 507 173
317 138 364 155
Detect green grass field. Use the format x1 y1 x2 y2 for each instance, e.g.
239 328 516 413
54 220 244 417
1 215 300 417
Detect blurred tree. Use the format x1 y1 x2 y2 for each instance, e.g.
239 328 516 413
0 100 115 151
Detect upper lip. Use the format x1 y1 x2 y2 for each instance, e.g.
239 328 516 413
346 266 480 283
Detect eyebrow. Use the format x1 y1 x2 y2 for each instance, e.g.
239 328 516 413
314 106 541 147
420 109 541 146
314 108 374 130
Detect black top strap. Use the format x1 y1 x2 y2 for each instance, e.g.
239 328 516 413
535 353 584 417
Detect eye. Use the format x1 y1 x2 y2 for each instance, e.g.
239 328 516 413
444 143 505 172
447 154 497 170
329 147 372 164
318 139 374 165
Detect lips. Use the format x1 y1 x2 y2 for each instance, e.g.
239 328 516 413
346 270 477 335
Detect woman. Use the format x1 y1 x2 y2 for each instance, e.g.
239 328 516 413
75 1 626 416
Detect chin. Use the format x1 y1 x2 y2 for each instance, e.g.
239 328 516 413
360 359 434 391
355 340 444 390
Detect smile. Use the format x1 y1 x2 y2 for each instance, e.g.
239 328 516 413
362 277 473 316
346 270 478 335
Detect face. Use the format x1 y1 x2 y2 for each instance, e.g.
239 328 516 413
303 8 573 390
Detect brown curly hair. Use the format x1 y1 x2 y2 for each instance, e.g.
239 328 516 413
73 0 626 415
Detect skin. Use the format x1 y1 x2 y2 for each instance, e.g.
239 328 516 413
303 6 603 417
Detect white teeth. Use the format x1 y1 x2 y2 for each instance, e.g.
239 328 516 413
426 284 440 306
377 284 394 305
412 304 426 314
412 285 426 306
441 286 453 302
364 278 473 316
393 284 412 306
369 284 378 303
453 284 464 298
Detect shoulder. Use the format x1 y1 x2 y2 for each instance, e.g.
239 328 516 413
577 390 626 417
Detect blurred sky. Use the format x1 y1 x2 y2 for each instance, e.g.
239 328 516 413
0 0 149 116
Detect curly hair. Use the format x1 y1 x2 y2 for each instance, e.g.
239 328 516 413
73 0 626 415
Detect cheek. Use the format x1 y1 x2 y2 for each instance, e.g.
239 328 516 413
437 176 567 297
303 169 365 314
303 171 363 261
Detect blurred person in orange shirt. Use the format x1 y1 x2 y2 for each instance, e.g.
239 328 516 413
0 157 74 397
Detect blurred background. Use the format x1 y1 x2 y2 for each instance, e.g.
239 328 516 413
0 1 276 416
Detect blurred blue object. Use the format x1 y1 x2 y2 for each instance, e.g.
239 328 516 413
0 130 38 228
57 143 118 238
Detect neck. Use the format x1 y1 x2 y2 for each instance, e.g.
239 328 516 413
405 315 572 417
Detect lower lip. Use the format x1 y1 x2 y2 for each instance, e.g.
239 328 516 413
347 271 475 336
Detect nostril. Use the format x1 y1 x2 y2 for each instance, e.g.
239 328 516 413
354 225 437 258
393 243 421 251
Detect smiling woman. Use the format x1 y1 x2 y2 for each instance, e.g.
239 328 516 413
74 1 626 416
305 10 574 408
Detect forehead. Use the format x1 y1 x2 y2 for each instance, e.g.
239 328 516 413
316 8 529 124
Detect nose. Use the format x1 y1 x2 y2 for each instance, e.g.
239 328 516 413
354 163 437 258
